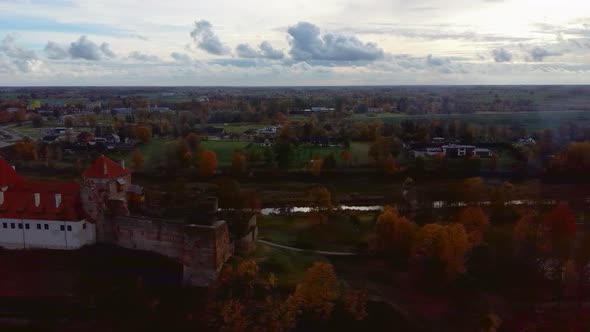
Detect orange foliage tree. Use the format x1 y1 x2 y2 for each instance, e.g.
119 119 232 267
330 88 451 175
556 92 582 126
14 139 38 160
373 205 417 258
292 262 340 320
199 149 218 177
231 151 247 174
134 125 152 143
342 287 368 321
309 157 324 177
131 149 144 171
382 153 399 175
453 206 490 247
341 150 351 165
414 223 471 281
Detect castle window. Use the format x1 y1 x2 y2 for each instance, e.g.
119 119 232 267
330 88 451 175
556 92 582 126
37 224 41 230
25 224 30 230
10 223 15 229
60 225 65 231
67 225 72 232
2 223 6 228
18 223 22 229
83 223 86 230
44 224 49 230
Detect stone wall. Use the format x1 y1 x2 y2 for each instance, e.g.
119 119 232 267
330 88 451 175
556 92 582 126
103 216 232 286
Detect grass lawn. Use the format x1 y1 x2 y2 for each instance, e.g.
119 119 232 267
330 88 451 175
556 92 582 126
201 140 251 165
257 213 376 252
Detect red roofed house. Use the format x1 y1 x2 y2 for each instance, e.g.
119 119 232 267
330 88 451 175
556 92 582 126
0 155 137 250
0 158 95 250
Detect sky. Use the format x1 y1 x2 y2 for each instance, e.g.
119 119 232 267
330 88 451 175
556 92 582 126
0 0 589 86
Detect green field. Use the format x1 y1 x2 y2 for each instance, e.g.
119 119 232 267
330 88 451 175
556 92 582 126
257 213 376 252
351 110 590 131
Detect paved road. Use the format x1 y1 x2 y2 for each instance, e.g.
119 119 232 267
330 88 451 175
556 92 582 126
257 239 358 256
0 123 25 148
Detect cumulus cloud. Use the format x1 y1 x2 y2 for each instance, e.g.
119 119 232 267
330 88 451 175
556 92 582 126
44 36 116 61
0 34 41 72
287 22 384 62
100 43 116 58
128 51 160 62
171 52 192 62
190 20 230 55
44 41 68 60
526 46 561 62
236 41 284 60
491 48 512 62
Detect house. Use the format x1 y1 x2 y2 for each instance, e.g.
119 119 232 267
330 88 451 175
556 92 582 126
412 147 443 158
474 148 493 158
442 144 477 157
256 126 278 135
199 126 226 137
516 137 536 146
0 159 94 250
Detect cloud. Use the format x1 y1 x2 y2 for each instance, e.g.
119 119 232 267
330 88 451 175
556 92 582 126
491 48 512 62
426 54 450 66
190 20 230 55
44 41 68 60
287 22 384 62
171 52 192 62
526 47 561 62
0 34 41 72
236 41 284 60
100 43 116 58
43 36 116 61
128 51 159 62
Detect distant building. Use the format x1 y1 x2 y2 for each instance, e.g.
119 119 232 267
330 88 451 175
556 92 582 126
111 108 133 116
303 107 335 114
442 144 493 158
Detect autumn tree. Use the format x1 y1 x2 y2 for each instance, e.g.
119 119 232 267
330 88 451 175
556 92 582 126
382 153 399 175
185 132 201 152
14 139 38 160
414 223 471 282
309 157 323 177
453 206 490 247
539 203 577 279
292 262 340 320
131 149 145 171
231 151 247 174
341 150 351 165
342 287 368 321
307 186 332 223
460 177 486 204
373 205 417 258
134 125 152 143
199 149 218 177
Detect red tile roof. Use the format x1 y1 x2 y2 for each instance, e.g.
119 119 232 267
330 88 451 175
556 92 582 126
0 158 24 190
0 158 84 222
83 155 129 179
